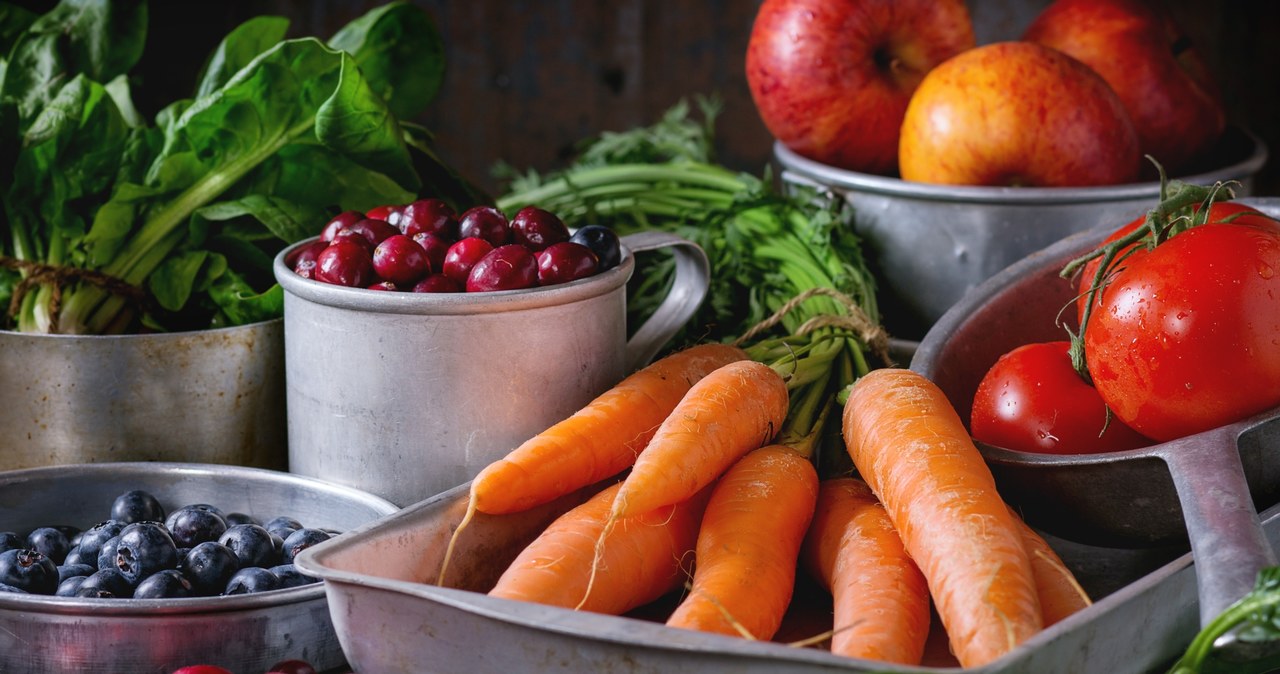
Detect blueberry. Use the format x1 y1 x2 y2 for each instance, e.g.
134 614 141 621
62 546 95 568
224 512 259 527
224 567 281 595
181 542 240 596
0 532 22 554
57 563 96 583
263 516 302 539
165 506 229 548
96 536 121 571
26 527 70 564
110 489 166 524
569 225 622 271
0 549 58 595
0 582 26 593
53 525 81 543
55 576 87 597
77 520 126 559
270 564 319 589
186 503 227 520
78 568 133 598
133 569 194 599
281 528 331 565
219 524 278 568
113 522 178 585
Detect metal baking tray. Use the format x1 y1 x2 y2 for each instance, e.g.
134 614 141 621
294 478 1280 674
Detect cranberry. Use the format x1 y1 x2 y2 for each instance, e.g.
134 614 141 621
340 218 399 248
569 224 623 271
411 273 462 293
536 242 599 286
442 237 494 284
366 204 403 224
288 240 330 279
319 211 363 242
372 234 431 285
510 206 570 252
400 198 458 239
314 240 375 287
457 206 510 247
411 231 453 273
467 244 539 292
266 660 319 674
329 228 374 252
367 280 399 291
170 666 233 674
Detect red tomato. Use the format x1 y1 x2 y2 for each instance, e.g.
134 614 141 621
970 341 1151 454
1083 208 1280 441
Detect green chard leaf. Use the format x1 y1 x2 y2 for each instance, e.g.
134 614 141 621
328 0 444 121
194 15 290 100
316 52 419 191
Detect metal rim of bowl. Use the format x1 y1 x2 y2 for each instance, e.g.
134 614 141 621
774 124 1269 205
0 461 398 616
273 236 636 316
0 317 283 341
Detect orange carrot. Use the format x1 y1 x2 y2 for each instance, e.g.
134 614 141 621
842 368 1042 668
488 480 710 615
1009 508 1091 626
665 444 818 640
802 477 931 665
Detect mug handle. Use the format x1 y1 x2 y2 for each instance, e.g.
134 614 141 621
618 231 711 372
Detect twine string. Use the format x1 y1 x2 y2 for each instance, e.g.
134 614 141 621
0 256 146 333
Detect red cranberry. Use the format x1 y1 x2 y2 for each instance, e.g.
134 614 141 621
467 244 539 292
266 660 319 674
372 234 431 285
340 218 399 248
411 231 453 273
366 204 403 223
314 240 375 287
288 240 330 278
319 211 363 242
457 206 509 247
367 280 399 291
509 206 569 252
411 273 462 293
441 237 494 284
537 242 599 286
400 198 458 239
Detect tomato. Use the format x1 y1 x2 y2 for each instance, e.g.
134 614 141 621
970 341 1150 454
1083 208 1280 441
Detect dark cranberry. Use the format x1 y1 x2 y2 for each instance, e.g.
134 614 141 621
219 524 278 569
114 522 179 585
314 240 375 288
56 575 88 597
270 564 320 589
319 210 364 242
62 546 95 568
411 273 462 293
77 568 133 598
224 513 259 527
329 227 375 252
367 280 399 291
0 532 22 553
373 234 431 285
281 528 332 565
96 536 120 571
133 568 194 599
165 506 229 549
466 244 539 292
267 659 319 674
77 520 125 559
366 204 404 224
537 242 599 286
288 240 330 280
411 231 453 272
400 198 459 239
0 549 58 594
223 567 281 595
569 225 623 271
442 237 494 284
263 516 303 540
25 527 69 564
340 218 399 248
57 563 96 583
181 542 240 596
110 489 165 524
510 206 570 252
457 206 510 247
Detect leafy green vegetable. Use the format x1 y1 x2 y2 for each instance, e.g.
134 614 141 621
1169 566 1280 673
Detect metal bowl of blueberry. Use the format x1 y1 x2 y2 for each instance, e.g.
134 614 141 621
0 462 398 674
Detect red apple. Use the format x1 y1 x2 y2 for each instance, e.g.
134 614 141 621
745 0 975 176
898 41 1141 187
1023 0 1226 175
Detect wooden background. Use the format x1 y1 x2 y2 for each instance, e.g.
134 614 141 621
17 1 1280 196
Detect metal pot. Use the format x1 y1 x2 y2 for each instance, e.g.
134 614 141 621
273 231 710 507
911 197 1280 626
777 125 1269 339
0 320 286 471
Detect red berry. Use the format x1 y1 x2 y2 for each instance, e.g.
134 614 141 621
366 204 403 223
314 240 375 287
340 218 399 248
457 206 510 247
372 234 431 285
467 244 539 292
411 273 463 293
170 666 233 674
319 211 363 242
410 231 453 273
401 198 458 239
537 241 599 286
288 240 330 279
441 237 494 284
266 659 319 674
509 206 569 252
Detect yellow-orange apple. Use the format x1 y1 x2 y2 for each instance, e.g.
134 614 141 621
1023 0 1226 175
898 41 1141 187
745 0 974 176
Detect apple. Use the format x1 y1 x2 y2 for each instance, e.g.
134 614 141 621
745 0 975 176
898 41 1141 187
1023 0 1226 175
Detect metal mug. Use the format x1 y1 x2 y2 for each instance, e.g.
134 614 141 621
273 230 710 506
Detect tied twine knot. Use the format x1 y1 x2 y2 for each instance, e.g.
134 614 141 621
732 286 893 365
0 256 146 333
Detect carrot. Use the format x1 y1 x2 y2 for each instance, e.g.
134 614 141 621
842 368 1042 668
488 480 711 615
1009 508 1091 626
665 444 819 640
802 477 931 665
